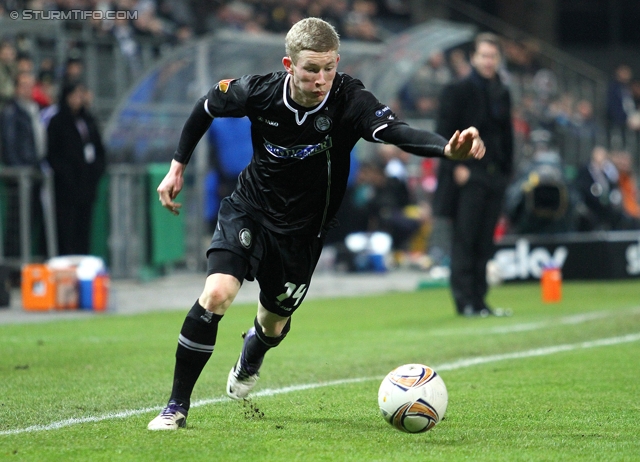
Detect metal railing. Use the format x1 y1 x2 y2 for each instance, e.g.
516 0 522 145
107 164 148 279
0 167 57 267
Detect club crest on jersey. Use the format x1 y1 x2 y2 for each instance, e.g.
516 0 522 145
217 79 235 93
314 114 332 133
239 228 252 248
264 135 333 160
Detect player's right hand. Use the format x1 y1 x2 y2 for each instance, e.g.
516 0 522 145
444 127 485 160
157 159 186 215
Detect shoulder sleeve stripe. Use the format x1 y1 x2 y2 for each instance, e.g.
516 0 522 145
372 124 388 142
203 99 214 118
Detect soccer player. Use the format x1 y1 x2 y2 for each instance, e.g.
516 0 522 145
148 17 485 430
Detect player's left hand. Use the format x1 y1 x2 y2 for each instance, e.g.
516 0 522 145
444 127 485 160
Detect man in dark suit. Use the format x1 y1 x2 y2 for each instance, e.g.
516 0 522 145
46 81 106 256
433 33 514 317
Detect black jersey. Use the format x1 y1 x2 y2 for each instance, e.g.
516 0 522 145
176 71 449 237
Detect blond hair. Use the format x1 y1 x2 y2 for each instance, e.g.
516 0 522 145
285 17 340 63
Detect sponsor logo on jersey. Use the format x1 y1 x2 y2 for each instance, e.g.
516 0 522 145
314 114 332 133
217 79 235 93
263 135 333 159
375 106 391 117
257 115 279 127
239 228 252 248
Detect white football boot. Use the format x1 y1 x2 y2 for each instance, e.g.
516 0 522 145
147 402 187 430
226 328 260 400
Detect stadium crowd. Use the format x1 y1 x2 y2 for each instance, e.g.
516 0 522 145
1 0 640 270
0 0 409 45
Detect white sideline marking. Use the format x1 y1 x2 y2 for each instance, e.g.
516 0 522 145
2 332 640 436
431 306 640 336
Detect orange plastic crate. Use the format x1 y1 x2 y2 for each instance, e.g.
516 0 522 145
21 264 55 311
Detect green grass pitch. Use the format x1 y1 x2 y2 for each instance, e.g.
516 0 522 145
1 280 639 461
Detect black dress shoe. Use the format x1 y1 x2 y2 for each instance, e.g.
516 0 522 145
460 304 512 317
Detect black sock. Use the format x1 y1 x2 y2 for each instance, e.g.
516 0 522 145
169 300 223 410
241 317 291 374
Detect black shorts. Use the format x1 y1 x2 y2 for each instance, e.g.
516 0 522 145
207 197 324 317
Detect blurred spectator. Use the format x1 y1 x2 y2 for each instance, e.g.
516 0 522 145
345 158 421 253
0 40 16 109
173 24 195 45
0 71 47 257
610 150 640 220
46 81 106 256
400 51 452 118
111 15 141 78
519 92 544 129
15 53 35 75
531 68 559 106
344 0 385 42
218 1 260 31
39 51 86 128
448 48 471 80
62 50 85 85
157 0 196 35
606 64 635 148
330 161 378 252
0 72 46 167
572 99 606 147
574 146 639 231
541 93 573 132
378 144 434 267
133 0 177 41
502 38 542 78
322 0 350 37
32 68 56 109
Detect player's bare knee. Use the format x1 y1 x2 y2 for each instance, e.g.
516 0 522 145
199 286 232 312
257 304 290 337
258 320 284 337
199 273 241 314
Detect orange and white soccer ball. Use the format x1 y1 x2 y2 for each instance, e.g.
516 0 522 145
378 364 448 433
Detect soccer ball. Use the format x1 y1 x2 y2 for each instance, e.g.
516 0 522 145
378 364 448 433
